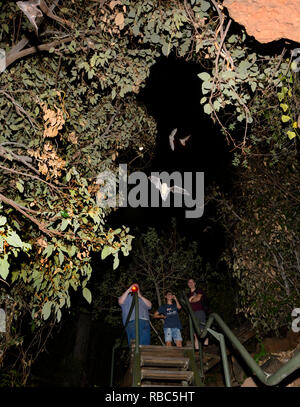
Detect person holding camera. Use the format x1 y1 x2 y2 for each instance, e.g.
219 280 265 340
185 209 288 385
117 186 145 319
118 283 152 346
154 291 183 347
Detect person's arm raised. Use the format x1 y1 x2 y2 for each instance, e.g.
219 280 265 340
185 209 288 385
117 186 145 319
138 291 152 309
173 295 182 310
118 286 132 305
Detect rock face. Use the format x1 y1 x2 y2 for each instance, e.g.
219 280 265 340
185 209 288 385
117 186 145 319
241 377 257 387
241 331 300 387
263 330 300 353
223 0 300 44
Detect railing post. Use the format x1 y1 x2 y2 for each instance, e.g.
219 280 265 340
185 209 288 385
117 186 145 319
132 292 141 386
134 292 139 353
207 327 231 387
181 295 300 387
189 314 195 349
220 334 231 387
189 307 204 381
198 340 204 379
110 294 136 387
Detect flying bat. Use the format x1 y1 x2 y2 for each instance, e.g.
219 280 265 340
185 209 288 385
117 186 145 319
179 134 191 147
169 128 191 150
169 128 177 151
17 0 42 32
149 175 190 201
17 0 73 33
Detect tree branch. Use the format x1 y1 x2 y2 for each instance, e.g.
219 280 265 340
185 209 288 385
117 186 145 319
0 192 62 237
38 0 73 28
0 164 66 191
0 90 39 128
7 0 60 60
6 36 73 69
0 145 40 175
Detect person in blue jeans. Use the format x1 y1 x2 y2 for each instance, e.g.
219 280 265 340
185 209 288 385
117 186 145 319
154 291 183 347
118 283 152 346
187 278 209 348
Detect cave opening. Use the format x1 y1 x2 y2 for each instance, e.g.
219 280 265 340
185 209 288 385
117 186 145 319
32 54 241 388
109 53 235 268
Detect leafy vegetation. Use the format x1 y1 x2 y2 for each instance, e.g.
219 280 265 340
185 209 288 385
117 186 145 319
212 144 299 334
0 0 299 384
92 220 238 341
93 221 202 324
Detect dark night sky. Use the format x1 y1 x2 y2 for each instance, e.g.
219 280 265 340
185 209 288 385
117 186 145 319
109 54 233 258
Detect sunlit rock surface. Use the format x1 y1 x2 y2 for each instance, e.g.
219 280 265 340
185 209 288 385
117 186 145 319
224 0 300 44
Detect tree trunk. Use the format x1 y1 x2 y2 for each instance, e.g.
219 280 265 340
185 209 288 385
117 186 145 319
72 310 92 386
154 280 162 307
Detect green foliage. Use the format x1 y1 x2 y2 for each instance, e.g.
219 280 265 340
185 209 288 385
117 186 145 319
0 165 135 323
197 49 297 148
0 369 24 387
213 151 300 334
92 220 204 326
254 340 267 364
0 0 299 382
277 73 300 141
0 206 31 279
92 220 239 346
0 1 159 328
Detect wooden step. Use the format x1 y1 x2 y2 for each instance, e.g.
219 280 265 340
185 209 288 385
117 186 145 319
203 355 221 372
141 383 189 387
141 355 189 369
140 349 186 355
141 368 194 382
140 352 187 359
138 345 190 357
139 345 193 351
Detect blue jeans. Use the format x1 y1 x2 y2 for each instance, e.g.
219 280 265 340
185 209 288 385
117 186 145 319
164 328 182 343
125 319 151 346
194 310 206 333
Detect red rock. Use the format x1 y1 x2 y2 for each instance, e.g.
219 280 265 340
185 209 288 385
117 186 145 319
223 0 300 44
263 337 289 353
286 330 300 347
241 377 257 387
263 330 300 353
287 377 300 387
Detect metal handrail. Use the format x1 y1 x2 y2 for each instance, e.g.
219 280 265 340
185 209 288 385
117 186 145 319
110 291 140 386
180 292 300 386
132 292 141 386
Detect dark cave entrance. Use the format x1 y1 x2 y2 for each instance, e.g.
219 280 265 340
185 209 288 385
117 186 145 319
110 53 235 270
32 54 241 388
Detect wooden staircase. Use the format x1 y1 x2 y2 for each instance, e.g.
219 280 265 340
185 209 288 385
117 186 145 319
126 344 203 387
200 322 256 372
121 322 256 387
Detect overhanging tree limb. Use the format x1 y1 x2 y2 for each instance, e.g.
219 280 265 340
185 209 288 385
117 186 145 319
0 90 39 128
6 36 73 69
6 0 60 63
0 164 66 191
0 145 39 175
17 0 73 33
0 192 62 237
